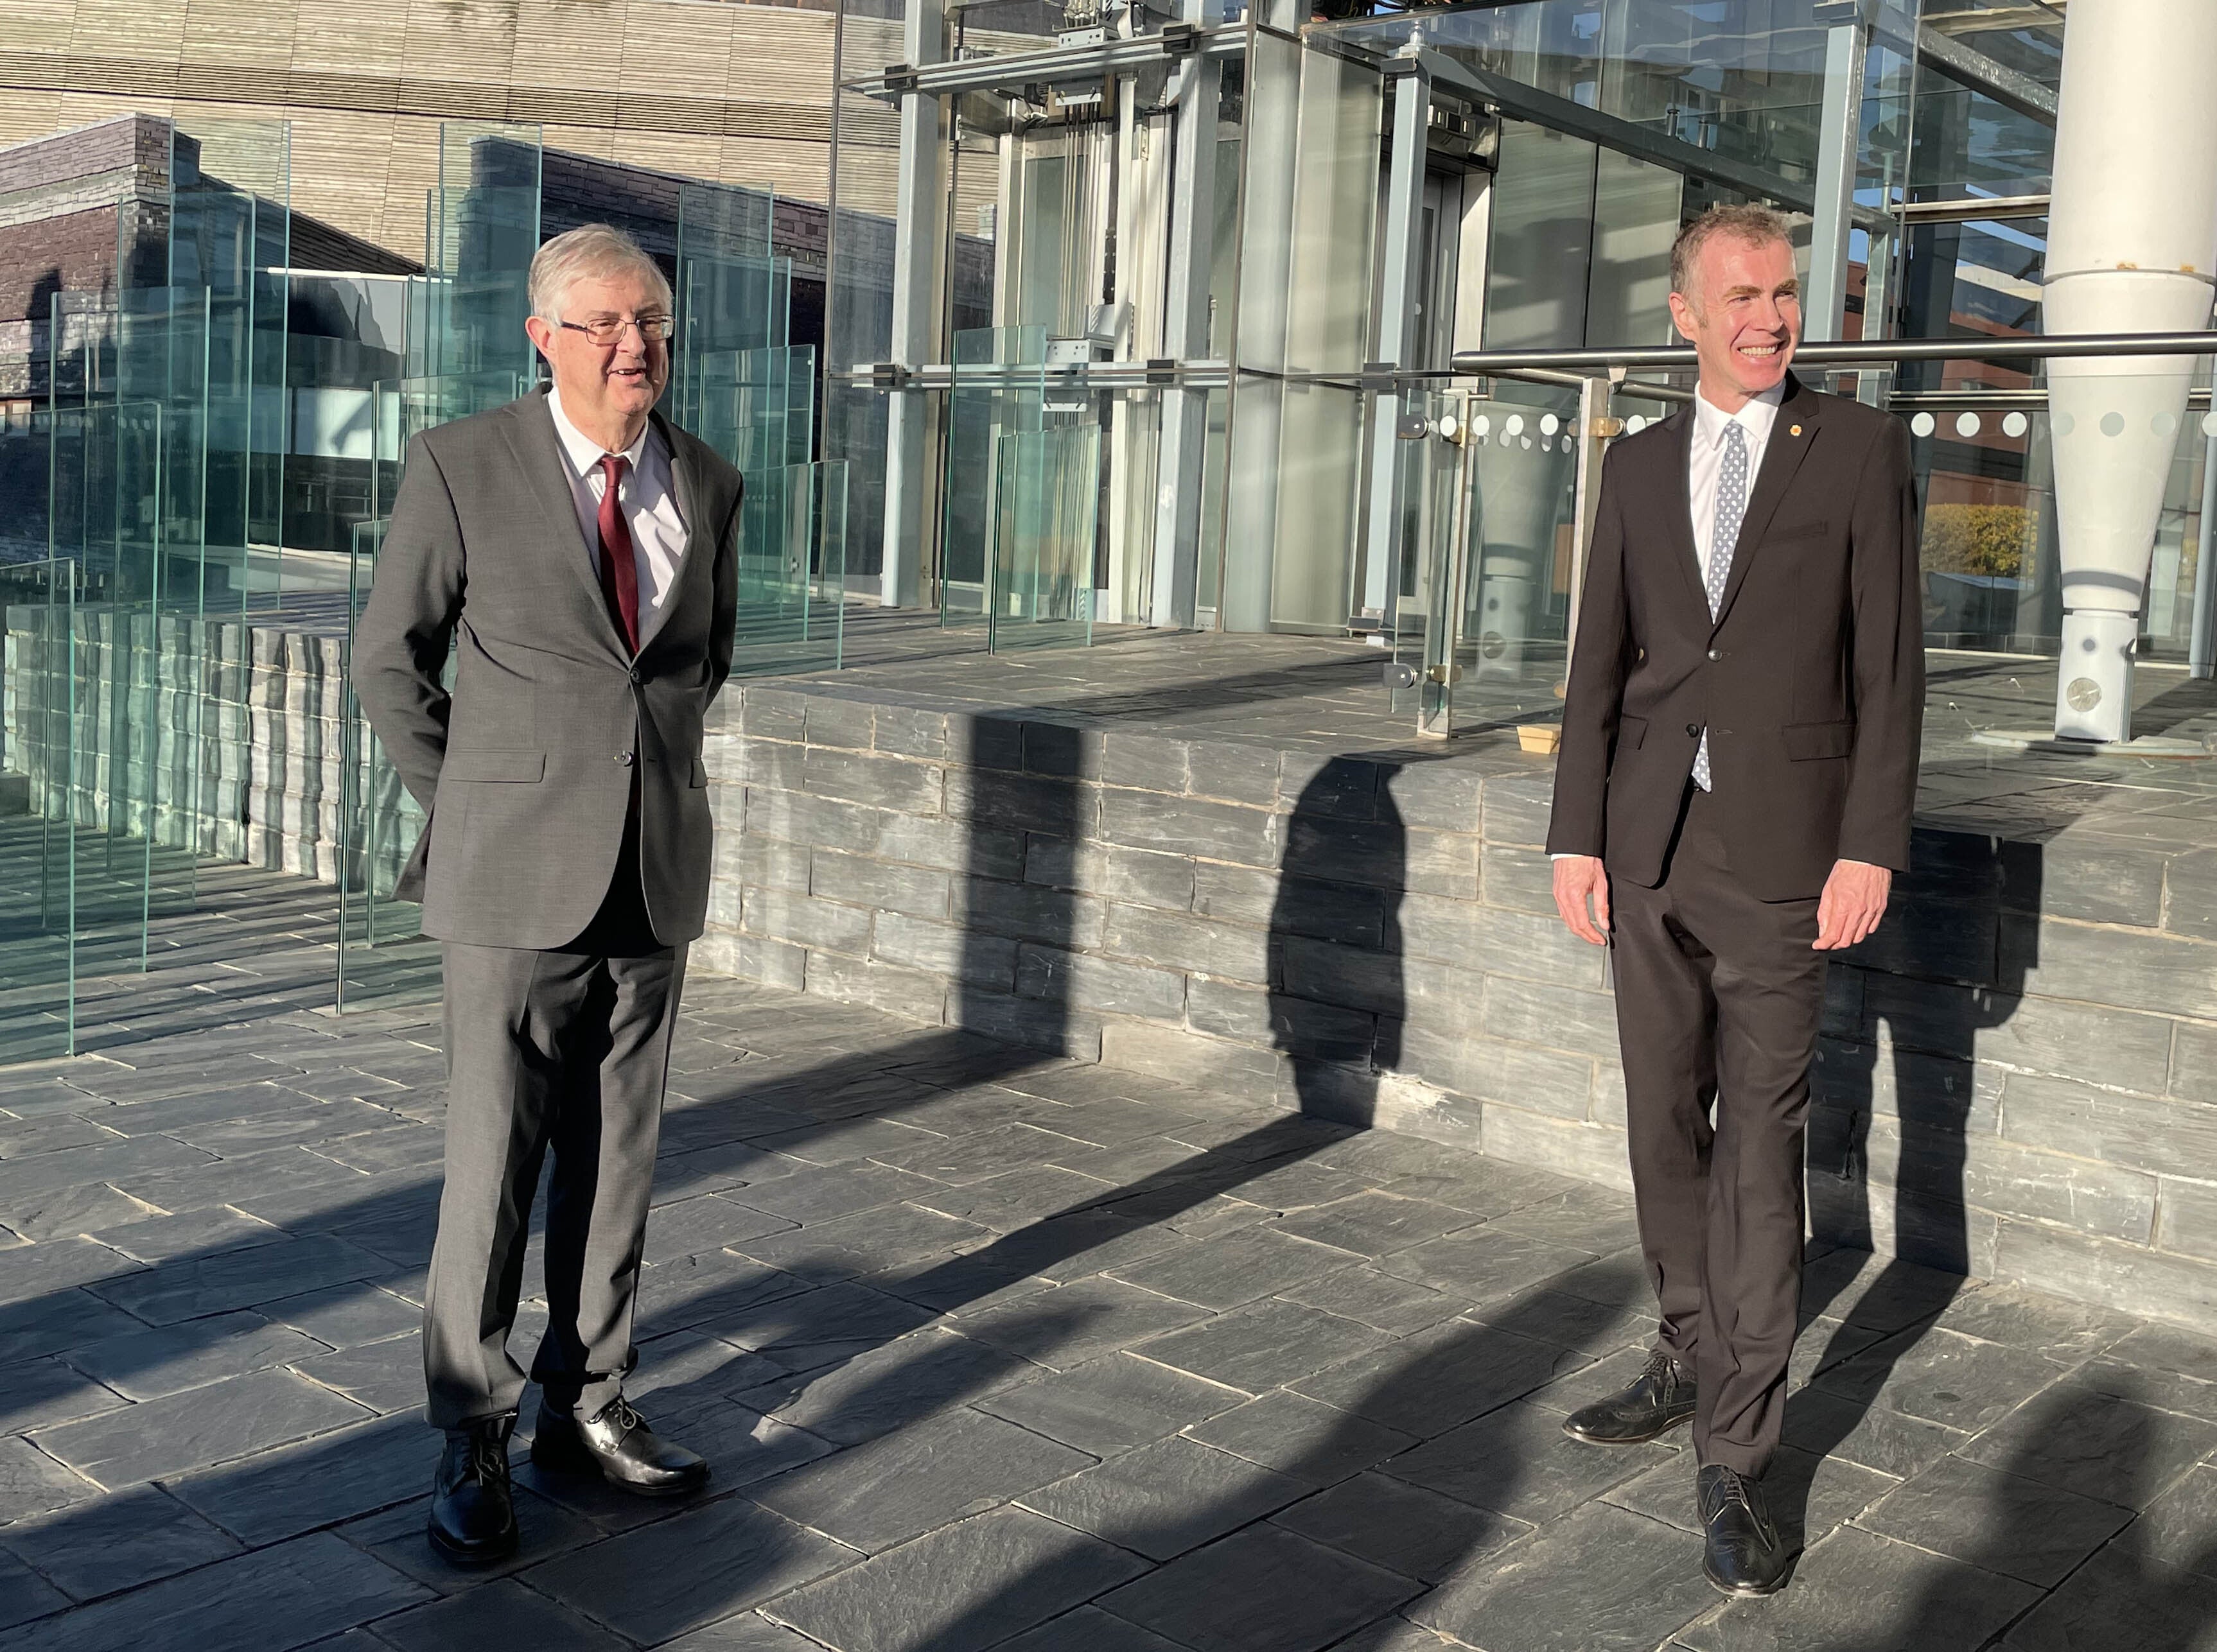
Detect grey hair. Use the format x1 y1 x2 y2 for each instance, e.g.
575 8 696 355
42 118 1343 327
1669 204 1795 304
527 224 672 324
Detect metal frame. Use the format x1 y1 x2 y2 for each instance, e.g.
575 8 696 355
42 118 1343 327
1452 332 2217 374
846 25 1247 101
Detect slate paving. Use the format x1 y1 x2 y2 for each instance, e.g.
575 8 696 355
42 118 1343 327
1 873 2216 1650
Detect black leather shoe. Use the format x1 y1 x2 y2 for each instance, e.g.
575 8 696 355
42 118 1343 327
428 1414 519 1567
1698 1464 1793 1596
531 1395 710 1497
1562 1350 1697 1445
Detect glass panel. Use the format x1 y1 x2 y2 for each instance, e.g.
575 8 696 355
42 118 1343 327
1194 385 1232 622
943 326 1047 625
0 557 76 1061
729 461 850 678
673 181 786 434
1586 148 1683 348
1328 0 1840 193
1462 385 1581 715
1383 390 1468 735
989 422 1099 652
170 119 291 616
1909 374 2216 666
336 516 439 1012
1485 123 1597 351
423 124 542 399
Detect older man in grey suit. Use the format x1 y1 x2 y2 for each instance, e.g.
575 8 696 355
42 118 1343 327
357 223 740 1565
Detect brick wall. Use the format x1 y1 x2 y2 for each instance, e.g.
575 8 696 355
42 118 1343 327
699 679 2217 1338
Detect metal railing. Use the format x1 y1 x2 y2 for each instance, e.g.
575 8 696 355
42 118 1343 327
1389 331 2217 739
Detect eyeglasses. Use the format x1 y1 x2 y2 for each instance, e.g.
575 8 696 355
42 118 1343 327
558 313 676 345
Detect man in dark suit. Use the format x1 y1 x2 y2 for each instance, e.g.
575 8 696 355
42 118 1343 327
357 224 741 1565
1547 204 1922 1595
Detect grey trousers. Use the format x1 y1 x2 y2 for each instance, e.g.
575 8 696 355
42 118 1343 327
421 882 686 1430
1608 785 1827 1478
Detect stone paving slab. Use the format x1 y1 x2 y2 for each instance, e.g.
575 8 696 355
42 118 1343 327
0 867 2214 1649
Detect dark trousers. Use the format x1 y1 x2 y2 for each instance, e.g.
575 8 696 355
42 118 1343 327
421 820 686 1430
1609 785 1827 1477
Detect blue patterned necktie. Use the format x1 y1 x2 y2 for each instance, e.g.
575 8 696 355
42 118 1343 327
1693 419 1749 792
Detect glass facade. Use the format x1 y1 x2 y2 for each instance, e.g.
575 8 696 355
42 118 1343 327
7 0 2211 1039
1 119 844 1038
820 0 2211 683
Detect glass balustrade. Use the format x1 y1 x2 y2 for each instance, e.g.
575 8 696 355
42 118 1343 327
0 559 76 1061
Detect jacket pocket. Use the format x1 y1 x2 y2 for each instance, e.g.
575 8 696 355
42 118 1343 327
1782 720 1855 760
1767 519 1830 543
441 748 546 783
1615 715 1649 750
689 756 711 788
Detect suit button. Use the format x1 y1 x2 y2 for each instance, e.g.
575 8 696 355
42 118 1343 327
1685 724 1700 737
1706 648 1722 661
617 752 635 767
629 666 645 686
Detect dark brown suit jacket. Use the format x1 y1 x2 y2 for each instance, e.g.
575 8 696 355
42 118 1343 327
1545 372 1923 901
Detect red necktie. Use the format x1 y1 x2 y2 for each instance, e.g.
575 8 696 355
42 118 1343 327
596 453 640 654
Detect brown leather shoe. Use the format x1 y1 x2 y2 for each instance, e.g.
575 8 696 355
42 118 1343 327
531 1395 709 1498
1699 1464 1794 1595
1561 1350 1697 1445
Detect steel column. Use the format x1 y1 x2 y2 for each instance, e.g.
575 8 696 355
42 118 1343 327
1806 6 1870 343
879 0 945 609
1360 60 1431 623
1149 44 1223 630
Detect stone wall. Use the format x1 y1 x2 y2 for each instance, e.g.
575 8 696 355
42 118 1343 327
700 678 2217 1337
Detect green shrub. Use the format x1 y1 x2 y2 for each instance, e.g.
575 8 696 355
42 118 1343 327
1923 502 2035 578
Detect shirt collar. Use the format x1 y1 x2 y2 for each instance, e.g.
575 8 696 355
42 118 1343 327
547 386 653 477
1693 378 1786 451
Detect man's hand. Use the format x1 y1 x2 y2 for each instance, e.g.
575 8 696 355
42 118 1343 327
1553 855 1612 946
1815 859 1891 950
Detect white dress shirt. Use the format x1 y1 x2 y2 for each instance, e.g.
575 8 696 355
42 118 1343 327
1688 379 1784 587
547 388 689 649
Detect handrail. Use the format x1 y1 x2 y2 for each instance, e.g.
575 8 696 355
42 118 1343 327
1450 332 2217 375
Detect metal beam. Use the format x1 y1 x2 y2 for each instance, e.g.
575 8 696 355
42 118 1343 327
1452 332 2217 374
1915 23 2058 125
1923 5 2065 39
848 25 1245 101
1407 48 1884 230
1898 193 2051 223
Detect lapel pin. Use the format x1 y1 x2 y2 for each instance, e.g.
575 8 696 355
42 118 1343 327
1790 424 1803 437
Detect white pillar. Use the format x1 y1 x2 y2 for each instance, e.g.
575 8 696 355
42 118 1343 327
1149 45 1222 630
1360 61 1430 624
1804 6 1869 344
880 0 945 610
2044 0 2217 740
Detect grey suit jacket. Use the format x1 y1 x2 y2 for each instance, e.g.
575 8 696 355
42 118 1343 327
355 388 742 950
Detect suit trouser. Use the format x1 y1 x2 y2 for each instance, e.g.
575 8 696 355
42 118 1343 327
1609 785 1827 1478
421 823 686 1431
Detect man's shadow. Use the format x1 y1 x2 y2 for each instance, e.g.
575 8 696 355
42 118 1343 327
1790 828 2036 1537
1267 758 1405 1129
1877 1375 2217 1651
